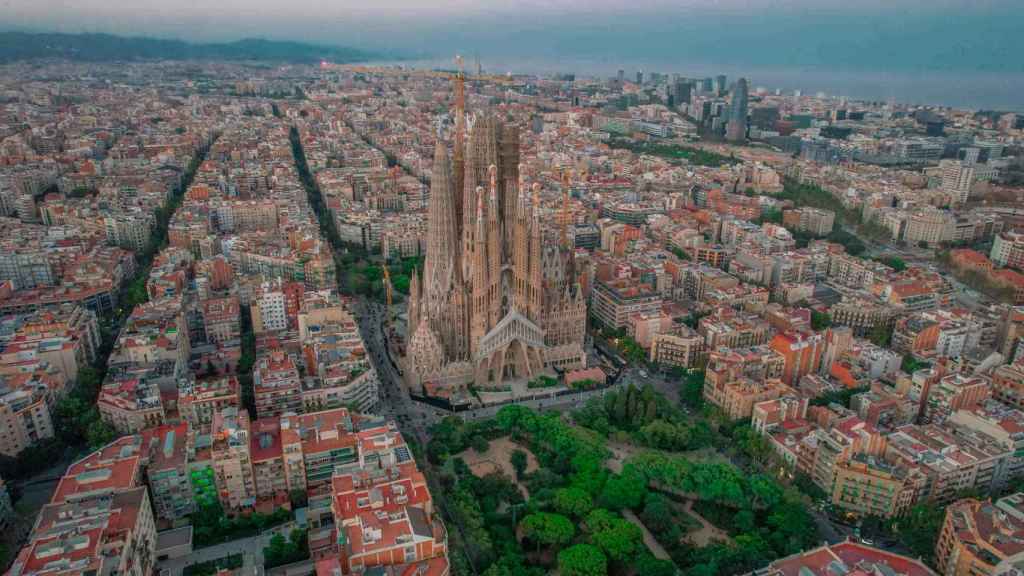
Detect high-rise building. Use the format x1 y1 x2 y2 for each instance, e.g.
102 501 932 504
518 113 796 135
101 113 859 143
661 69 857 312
715 74 727 95
674 79 693 105
636 70 644 85
726 77 749 142
405 79 587 393
941 159 976 205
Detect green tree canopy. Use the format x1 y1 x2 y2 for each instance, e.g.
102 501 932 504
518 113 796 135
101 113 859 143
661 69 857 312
591 517 643 563
554 486 594 518
520 512 575 550
558 544 608 576
599 465 648 510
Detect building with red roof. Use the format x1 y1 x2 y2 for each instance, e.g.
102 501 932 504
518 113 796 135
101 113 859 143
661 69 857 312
253 348 302 419
937 492 1024 576
756 539 936 576
8 436 156 576
319 421 448 574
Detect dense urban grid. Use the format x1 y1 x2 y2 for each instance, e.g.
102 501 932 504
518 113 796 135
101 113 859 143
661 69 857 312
0 55 1022 576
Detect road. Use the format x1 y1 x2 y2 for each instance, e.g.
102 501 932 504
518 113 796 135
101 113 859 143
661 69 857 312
353 300 441 446
157 534 269 576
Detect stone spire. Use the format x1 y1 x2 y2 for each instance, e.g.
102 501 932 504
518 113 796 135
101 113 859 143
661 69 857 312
424 141 459 291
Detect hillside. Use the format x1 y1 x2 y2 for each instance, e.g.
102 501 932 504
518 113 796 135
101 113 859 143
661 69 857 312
0 32 377 64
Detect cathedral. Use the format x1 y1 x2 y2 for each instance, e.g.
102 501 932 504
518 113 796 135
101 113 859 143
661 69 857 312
404 80 587 393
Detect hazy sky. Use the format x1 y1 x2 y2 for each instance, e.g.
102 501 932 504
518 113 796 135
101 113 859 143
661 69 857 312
4 0 1023 75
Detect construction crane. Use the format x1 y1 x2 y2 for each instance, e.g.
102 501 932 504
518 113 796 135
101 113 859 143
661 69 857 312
561 168 572 249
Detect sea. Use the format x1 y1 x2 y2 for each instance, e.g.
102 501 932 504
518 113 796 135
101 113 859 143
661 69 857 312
362 56 1024 113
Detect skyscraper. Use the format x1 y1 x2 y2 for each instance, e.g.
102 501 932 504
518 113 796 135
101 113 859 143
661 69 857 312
405 76 587 393
726 77 749 142
716 74 728 95
674 79 693 105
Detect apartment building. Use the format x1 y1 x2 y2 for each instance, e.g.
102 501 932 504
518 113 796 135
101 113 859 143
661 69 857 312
892 314 940 356
649 325 705 369
991 231 1024 269
251 417 290 506
829 297 899 338
201 295 241 345
783 207 835 236
319 421 448 574
98 375 166 434
0 373 57 456
253 349 302 419
140 423 193 522
831 454 919 519
178 375 241 434
252 285 288 334
704 351 792 420
886 423 1015 505
992 363 1024 410
937 493 1024 576
210 407 257 511
0 303 100 385
699 308 771 348
8 436 157 576
590 278 662 329
299 292 379 413
770 330 826 386
922 373 991 424
279 408 361 495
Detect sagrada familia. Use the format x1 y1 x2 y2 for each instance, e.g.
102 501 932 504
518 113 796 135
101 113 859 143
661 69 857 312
404 75 587 393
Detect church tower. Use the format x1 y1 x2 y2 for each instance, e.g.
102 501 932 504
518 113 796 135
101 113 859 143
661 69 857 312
405 82 586 393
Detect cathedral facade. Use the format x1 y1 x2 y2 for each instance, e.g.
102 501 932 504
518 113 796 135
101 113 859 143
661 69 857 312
404 98 586 393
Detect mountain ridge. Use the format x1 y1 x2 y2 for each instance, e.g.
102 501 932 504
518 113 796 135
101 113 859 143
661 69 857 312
0 31 380 64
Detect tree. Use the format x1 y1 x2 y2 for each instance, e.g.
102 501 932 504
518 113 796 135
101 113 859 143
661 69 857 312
810 310 832 331
809 385 868 409
584 509 617 534
592 517 643 563
470 434 490 454
86 418 117 449
640 493 674 533
901 354 930 374
554 486 593 518
520 512 575 551
681 369 705 410
481 554 545 576
264 533 288 566
510 449 529 479
599 465 647 510
52 396 92 444
289 489 308 509
558 544 607 576
892 503 945 564
869 323 892 347
76 366 103 399
635 553 676 576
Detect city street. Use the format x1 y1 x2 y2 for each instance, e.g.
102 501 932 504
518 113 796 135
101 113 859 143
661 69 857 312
353 300 440 445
